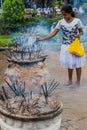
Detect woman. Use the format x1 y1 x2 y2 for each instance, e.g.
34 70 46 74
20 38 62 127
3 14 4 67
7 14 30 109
37 5 85 88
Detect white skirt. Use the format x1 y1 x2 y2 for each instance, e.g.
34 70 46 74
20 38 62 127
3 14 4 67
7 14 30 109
60 44 86 69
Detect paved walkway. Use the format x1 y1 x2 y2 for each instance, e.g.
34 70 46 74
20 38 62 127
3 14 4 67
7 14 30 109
0 50 87 130
45 50 87 130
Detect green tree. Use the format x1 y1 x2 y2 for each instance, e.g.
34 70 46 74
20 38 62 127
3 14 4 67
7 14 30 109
2 0 25 30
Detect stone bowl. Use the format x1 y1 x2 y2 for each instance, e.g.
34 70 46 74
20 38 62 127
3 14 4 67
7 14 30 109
0 100 63 130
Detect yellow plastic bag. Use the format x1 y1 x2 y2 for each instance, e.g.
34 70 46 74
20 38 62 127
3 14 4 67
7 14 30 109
67 38 85 57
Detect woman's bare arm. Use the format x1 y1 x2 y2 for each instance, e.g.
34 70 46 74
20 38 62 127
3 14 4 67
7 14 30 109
37 29 59 41
76 28 83 38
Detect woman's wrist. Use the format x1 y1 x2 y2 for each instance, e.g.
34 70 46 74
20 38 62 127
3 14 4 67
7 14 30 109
76 33 83 38
79 33 82 36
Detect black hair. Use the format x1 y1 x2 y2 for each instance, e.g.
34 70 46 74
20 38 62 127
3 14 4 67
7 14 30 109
61 5 75 17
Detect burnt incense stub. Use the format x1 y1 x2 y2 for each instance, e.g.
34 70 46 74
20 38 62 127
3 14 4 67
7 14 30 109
0 85 63 130
0 75 63 130
0 38 63 130
0 95 62 121
0 102 62 130
0 73 61 120
7 34 48 65
0 62 62 119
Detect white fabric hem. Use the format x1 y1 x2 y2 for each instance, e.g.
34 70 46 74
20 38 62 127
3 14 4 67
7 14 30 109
59 44 86 69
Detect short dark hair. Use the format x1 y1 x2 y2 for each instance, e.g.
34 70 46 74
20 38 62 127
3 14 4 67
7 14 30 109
61 5 75 17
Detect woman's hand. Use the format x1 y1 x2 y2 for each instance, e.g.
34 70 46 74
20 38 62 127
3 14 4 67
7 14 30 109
36 37 43 41
36 29 59 41
75 28 83 38
75 32 83 38
75 33 80 38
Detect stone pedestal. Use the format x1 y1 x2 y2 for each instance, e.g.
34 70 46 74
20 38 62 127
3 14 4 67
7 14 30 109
0 101 63 130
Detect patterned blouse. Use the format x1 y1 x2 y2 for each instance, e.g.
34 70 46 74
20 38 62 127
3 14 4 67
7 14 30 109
55 18 83 45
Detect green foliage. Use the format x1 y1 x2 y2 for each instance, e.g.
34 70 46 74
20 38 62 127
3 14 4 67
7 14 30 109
25 9 37 17
37 15 62 28
53 1 64 9
0 36 13 47
24 16 40 26
83 2 87 7
82 2 87 11
47 15 62 27
2 0 25 30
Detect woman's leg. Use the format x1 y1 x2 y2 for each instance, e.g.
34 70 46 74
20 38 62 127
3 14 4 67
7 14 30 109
72 67 81 88
76 68 81 82
68 68 73 83
76 67 81 85
65 68 73 86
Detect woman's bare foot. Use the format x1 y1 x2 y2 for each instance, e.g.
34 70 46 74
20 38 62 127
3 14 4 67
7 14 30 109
71 82 80 88
64 81 73 86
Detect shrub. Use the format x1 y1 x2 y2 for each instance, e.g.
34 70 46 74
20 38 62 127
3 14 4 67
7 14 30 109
2 0 25 30
0 36 13 47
